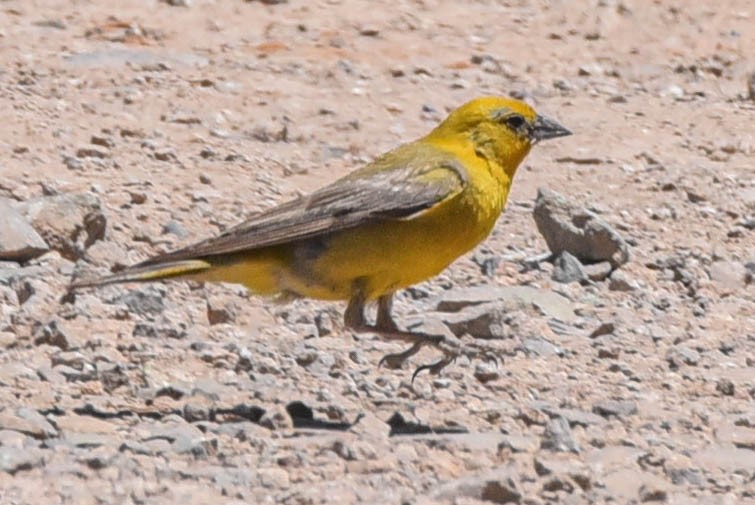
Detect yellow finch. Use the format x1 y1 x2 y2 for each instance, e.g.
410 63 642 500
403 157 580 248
72 96 570 377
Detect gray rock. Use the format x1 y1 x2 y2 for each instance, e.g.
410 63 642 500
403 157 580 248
442 301 514 340
666 346 700 369
77 446 118 470
541 416 580 453
664 467 703 486
474 362 500 383
63 433 116 449
132 319 188 339
534 457 591 493
497 435 538 453
584 261 613 281
588 321 615 338
533 187 630 268
552 251 587 283
608 270 639 291
13 192 106 260
546 408 605 427
0 429 28 449
54 363 97 382
98 363 130 392
314 310 335 337
0 408 58 439
436 285 575 322
708 261 747 290
51 351 88 369
521 337 563 357
0 198 49 261
0 446 44 474
259 405 293 431
206 299 237 325
638 483 668 502
0 363 37 385
715 378 735 396
120 439 170 456
693 447 755 472
592 400 638 418
34 318 83 350
110 286 166 317
433 467 521 504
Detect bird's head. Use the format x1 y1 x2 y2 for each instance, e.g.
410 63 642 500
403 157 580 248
427 96 571 176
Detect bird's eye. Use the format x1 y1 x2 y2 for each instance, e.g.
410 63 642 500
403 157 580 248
505 114 526 130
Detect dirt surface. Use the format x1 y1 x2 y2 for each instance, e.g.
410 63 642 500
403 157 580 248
1 0 754 503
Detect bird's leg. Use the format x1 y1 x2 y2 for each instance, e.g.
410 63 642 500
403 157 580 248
344 289 458 377
375 294 399 332
343 288 369 331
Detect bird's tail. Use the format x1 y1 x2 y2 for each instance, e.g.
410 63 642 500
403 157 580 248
70 259 212 290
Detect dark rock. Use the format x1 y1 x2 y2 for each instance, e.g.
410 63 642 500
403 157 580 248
589 321 615 338
715 379 735 396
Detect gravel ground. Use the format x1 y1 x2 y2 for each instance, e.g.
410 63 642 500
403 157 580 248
0 1 753 504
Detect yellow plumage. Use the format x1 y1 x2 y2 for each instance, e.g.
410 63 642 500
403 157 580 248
72 96 570 376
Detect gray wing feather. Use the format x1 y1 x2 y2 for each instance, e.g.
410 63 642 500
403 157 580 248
137 154 466 266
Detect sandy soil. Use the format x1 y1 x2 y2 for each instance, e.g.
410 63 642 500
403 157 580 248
0 0 753 503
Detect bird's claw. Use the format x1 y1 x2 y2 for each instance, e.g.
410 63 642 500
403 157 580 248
411 354 456 383
378 341 423 369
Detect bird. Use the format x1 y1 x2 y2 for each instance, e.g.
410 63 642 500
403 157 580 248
71 96 571 379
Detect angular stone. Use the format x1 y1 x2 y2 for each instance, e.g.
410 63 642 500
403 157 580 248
498 435 538 453
521 337 563 357
0 447 44 474
14 192 106 260
708 261 747 291
433 466 521 504
608 270 639 291
592 400 638 418
583 261 613 281
436 285 575 322
533 187 630 267
55 414 117 434
693 447 755 472
0 198 49 261
541 416 580 453
442 301 515 339
0 408 58 439
552 251 587 283
259 405 293 431
666 346 700 368
110 286 166 317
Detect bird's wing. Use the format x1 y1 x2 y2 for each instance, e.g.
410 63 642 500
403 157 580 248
137 150 467 266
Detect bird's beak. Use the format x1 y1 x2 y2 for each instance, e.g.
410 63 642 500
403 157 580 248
531 115 571 143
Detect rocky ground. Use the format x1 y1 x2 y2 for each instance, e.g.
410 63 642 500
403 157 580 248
0 0 754 503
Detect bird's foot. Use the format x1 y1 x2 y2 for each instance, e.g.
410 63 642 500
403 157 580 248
373 330 464 381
